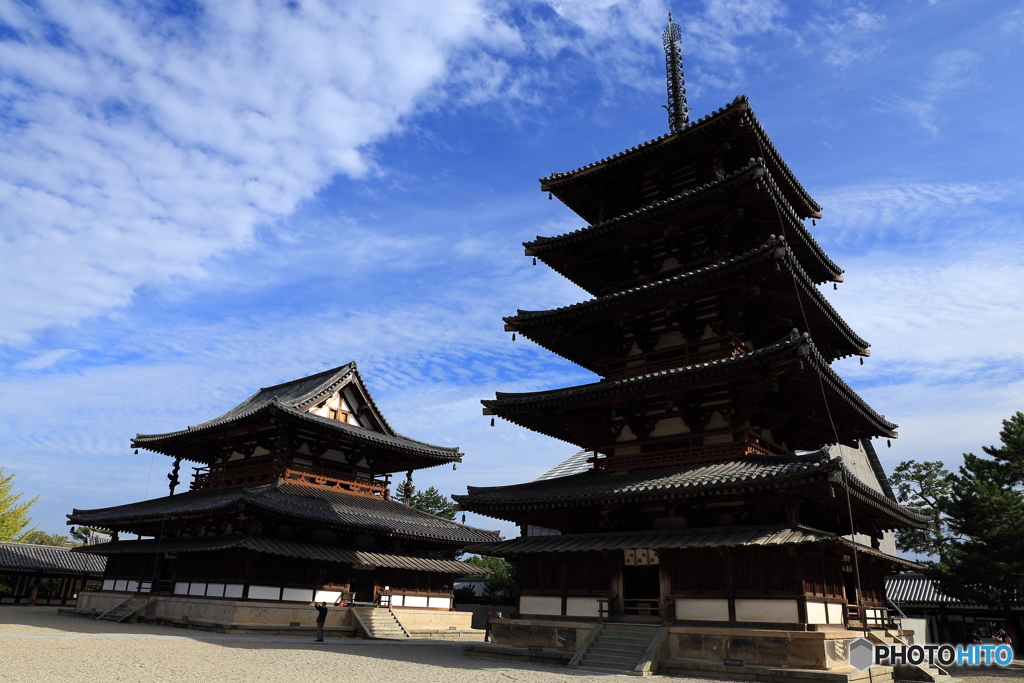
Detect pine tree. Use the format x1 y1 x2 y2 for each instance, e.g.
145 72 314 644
396 484 457 520
889 460 954 558
931 412 1024 650
0 468 38 542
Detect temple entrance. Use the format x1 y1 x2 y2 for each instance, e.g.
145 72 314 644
622 564 661 621
349 569 376 605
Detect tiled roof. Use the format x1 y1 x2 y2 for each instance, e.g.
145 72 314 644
0 541 105 575
69 482 501 545
248 483 499 544
132 362 460 462
508 236 869 358
540 95 822 219
456 452 834 508
455 450 929 527
528 158 841 285
534 450 593 481
74 534 488 575
483 330 895 440
465 524 833 556
884 574 959 604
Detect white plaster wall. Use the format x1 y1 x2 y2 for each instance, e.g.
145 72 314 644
520 595 561 616
826 603 844 624
650 417 689 437
832 443 884 495
676 598 729 621
282 588 314 602
248 585 280 600
902 618 928 644
565 597 600 617
734 598 799 623
806 601 828 624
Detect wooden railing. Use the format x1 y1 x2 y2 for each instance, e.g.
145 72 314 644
191 462 389 498
602 337 747 382
847 604 900 630
589 427 785 472
623 598 660 617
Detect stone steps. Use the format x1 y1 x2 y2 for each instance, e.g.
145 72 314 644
570 624 660 675
353 607 409 639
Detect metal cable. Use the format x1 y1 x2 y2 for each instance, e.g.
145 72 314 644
753 132 867 634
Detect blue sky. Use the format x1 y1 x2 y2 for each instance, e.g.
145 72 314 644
1 0 1022 542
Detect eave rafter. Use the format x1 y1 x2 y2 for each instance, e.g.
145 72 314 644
506 237 869 373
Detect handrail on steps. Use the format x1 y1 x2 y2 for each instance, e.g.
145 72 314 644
388 606 411 638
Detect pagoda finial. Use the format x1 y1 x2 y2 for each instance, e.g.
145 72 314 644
663 11 689 133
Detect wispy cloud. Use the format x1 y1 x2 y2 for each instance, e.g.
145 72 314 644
893 48 983 134
1001 6 1024 37
11 348 76 371
804 4 887 68
815 179 1024 247
0 0 510 346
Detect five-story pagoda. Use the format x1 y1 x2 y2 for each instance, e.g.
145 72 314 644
457 15 927 662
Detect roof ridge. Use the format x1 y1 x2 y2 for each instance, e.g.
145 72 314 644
540 95 749 183
257 362 356 394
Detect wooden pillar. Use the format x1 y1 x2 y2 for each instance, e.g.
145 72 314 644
612 553 625 619
28 573 41 606
659 552 674 625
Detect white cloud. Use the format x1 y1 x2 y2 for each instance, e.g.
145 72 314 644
0 0 509 346
1001 7 1024 37
11 348 76 370
804 4 887 68
815 179 1024 246
892 48 983 134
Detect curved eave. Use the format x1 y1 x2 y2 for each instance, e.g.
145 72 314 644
528 159 842 286
455 455 925 531
454 454 837 517
69 484 499 546
506 237 869 364
540 95 822 220
482 331 896 440
842 467 931 528
132 402 461 466
529 158 762 251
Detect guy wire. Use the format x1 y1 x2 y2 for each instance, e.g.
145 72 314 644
754 131 867 634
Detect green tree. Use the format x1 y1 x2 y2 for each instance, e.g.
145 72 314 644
930 412 1024 648
463 555 516 604
69 526 112 544
0 468 38 541
397 485 456 520
889 460 954 559
17 530 69 546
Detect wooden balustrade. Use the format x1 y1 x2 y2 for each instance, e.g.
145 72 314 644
191 462 389 498
589 427 784 472
602 337 747 382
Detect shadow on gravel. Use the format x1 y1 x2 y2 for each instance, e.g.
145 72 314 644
945 660 1023 680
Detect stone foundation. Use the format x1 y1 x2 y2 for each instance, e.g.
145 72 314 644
489 618 597 652
73 591 476 637
668 627 859 670
488 618 864 670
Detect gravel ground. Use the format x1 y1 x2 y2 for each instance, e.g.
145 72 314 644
0 607 1018 683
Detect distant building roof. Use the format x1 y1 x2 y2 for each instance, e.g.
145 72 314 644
131 362 461 467
74 535 488 575
70 481 500 546
534 450 593 481
0 541 105 575
885 574 960 604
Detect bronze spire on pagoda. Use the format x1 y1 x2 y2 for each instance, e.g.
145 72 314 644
663 11 689 132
